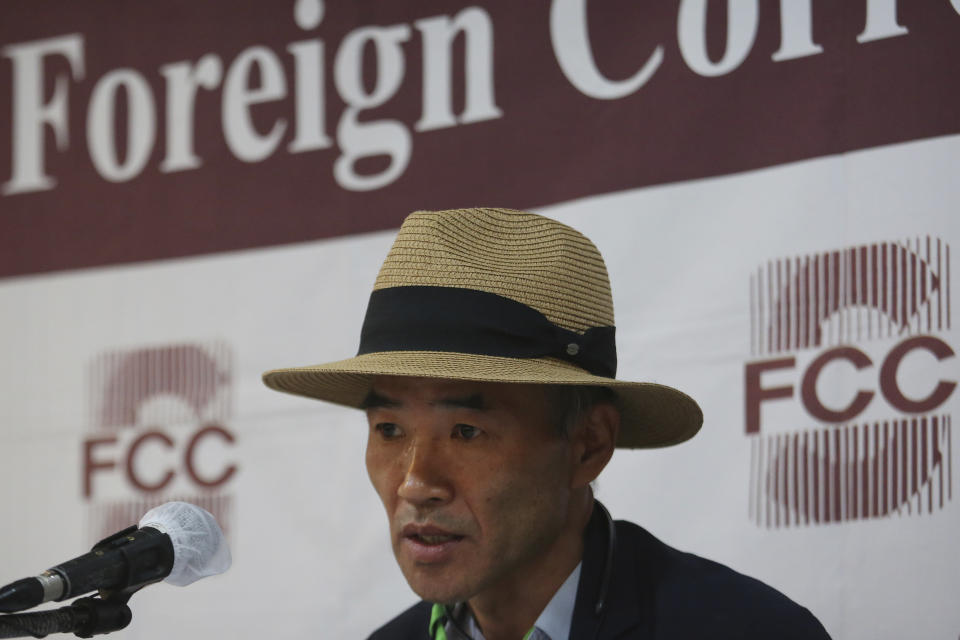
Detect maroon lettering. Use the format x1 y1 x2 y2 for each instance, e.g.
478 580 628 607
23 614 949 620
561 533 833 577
744 357 795 433
184 424 237 488
800 346 875 423
82 436 117 498
879 336 957 413
125 430 175 492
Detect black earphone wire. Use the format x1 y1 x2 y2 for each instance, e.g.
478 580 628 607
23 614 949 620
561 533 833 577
594 502 616 616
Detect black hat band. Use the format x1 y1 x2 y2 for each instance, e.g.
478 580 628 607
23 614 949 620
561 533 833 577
357 286 617 378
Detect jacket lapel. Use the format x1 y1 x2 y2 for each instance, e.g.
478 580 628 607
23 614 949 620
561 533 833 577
569 502 651 640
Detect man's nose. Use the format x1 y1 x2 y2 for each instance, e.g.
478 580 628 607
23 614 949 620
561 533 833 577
397 438 453 506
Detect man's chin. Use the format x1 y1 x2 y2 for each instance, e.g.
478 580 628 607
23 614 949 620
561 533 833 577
409 585 472 606
401 566 476 605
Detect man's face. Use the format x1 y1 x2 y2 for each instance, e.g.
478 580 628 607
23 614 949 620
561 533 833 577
364 376 578 605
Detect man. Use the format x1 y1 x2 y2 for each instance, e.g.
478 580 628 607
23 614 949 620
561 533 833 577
263 208 830 639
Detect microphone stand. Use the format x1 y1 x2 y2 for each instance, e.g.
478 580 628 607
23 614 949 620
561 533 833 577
0 523 173 638
0 595 132 638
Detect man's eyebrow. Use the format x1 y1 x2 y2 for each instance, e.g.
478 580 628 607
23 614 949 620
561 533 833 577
361 390 400 409
436 393 488 411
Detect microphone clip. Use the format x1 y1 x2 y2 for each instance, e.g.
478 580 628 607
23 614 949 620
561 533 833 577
53 525 175 603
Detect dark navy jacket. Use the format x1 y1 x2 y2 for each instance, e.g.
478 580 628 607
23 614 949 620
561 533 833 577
368 504 831 639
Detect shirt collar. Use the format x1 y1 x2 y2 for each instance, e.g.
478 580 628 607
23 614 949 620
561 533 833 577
533 562 581 640
451 563 582 640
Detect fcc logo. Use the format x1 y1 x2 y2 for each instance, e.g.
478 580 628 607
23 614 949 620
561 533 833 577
744 238 956 527
81 342 238 542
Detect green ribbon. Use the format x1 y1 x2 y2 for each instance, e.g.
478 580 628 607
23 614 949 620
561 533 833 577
429 603 448 640
429 603 536 639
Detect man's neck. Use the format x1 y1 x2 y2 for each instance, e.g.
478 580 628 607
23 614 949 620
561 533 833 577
466 492 593 640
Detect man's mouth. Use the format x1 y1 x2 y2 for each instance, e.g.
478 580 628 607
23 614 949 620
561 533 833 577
409 533 464 545
400 524 466 557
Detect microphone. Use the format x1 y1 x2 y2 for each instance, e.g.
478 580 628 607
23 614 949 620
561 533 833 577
0 502 231 613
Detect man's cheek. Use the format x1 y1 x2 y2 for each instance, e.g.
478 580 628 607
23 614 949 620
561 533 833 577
365 444 392 490
483 476 536 516
364 459 394 511
364 441 378 485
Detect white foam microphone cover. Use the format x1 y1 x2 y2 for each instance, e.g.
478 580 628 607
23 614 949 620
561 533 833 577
139 502 232 587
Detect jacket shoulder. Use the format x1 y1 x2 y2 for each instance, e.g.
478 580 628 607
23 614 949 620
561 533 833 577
616 520 831 639
366 600 431 640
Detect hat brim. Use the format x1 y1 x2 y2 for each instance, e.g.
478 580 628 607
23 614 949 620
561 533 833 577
262 351 702 448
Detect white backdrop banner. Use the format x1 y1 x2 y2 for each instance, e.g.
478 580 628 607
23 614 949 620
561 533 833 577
2 1 959 639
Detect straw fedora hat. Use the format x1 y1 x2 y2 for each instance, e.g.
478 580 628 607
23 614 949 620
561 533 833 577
262 207 702 448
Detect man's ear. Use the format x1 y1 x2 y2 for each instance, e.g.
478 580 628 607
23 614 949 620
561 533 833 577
570 403 620 489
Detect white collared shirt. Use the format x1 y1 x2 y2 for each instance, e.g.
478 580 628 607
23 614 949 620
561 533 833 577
452 563 582 640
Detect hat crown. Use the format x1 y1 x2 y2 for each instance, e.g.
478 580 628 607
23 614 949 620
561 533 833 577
262 206 703 448
373 208 615 332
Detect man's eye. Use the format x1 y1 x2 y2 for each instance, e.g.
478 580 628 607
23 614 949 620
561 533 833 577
375 423 402 439
453 424 481 440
